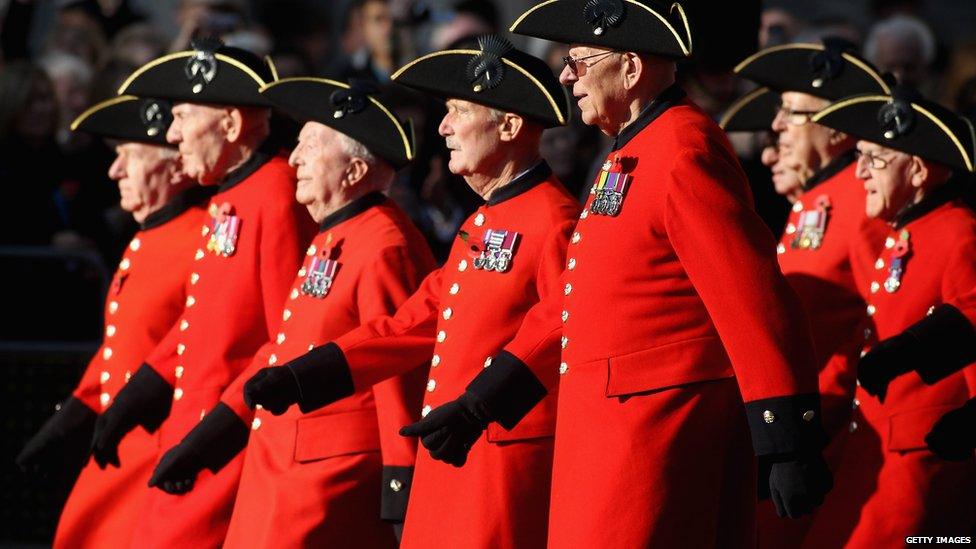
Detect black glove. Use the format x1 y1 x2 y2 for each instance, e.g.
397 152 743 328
148 403 249 494
246 343 356 415
746 393 832 519
767 453 833 519
243 366 301 415
400 351 546 467
400 392 489 467
17 397 97 475
857 333 918 403
925 398 976 461
90 365 172 469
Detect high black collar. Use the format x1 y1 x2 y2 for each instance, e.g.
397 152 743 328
486 160 552 206
216 139 278 194
318 192 387 233
894 173 967 229
140 185 216 230
805 149 857 191
612 84 687 152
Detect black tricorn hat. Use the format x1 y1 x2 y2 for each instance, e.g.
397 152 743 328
261 78 415 169
510 0 692 58
70 95 174 145
812 87 976 173
117 38 276 107
734 38 891 101
719 87 779 132
391 35 569 128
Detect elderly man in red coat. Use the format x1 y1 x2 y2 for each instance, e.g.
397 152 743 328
145 77 435 548
393 2 833 546
86 39 316 547
244 36 579 548
16 95 211 549
800 86 976 546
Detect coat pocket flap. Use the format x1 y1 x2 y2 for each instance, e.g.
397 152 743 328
294 408 380 463
606 337 734 397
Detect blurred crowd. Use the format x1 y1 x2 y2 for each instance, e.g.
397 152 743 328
1 0 975 314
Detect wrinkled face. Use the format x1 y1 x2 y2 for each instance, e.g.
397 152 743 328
289 121 353 221
772 92 834 179
108 142 180 221
438 99 503 177
855 140 916 220
166 102 228 185
558 44 626 133
761 142 804 202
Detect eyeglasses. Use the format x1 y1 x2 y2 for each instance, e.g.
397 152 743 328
562 50 621 76
855 149 891 170
773 104 820 126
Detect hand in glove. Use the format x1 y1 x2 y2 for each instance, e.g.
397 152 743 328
17 397 96 475
90 365 172 469
399 392 489 467
767 453 833 519
243 366 300 416
856 334 917 402
148 403 249 494
925 398 976 461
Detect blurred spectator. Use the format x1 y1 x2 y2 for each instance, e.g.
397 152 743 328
759 4 803 48
943 40 976 114
38 51 93 149
42 6 109 67
170 0 249 52
59 0 145 39
429 1 496 51
108 22 165 67
864 14 936 90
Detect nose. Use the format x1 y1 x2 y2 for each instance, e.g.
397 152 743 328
108 154 126 180
288 142 302 168
438 113 452 138
771 108 787 132
760 146 778 168
559 64 577 86
166 117 181 144
855 154 872 180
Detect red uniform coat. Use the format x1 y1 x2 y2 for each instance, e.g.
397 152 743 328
804 195 976 548
219 194 435 548
132 149 316 548
759 155 888 547
54 189 210 549
503 87 819 548
333 162 579 549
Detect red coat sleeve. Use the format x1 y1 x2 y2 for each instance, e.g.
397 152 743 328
333 268 443 391
355 246 433 468
501 219 577 391
663 147 818 401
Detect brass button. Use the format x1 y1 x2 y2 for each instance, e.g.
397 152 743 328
483 357 492 368
298 267 307 277
100 392 110 407
177 343 186 355
561 336 568 349
175 366 184 378
174 388 184 400
431 355 441 367
390 479 403 492
763 410 776 423
201 225 210 236
276 333 286 344
190 272 200 285
100 371 110 383
571 232 581 244
251 417 262 430
458 259 468 272
870 281 880 294
785 223 796 235
564 283 572 296
109 301 119 314
776 243 786 255
474 213 485 226
849 420 858 432
885 237 896 249
290 288 300 300
558 363 568 375
567 258 577 270
449 283 460 295
561 310 569 323
106 325 116 337
426 379 436 392
129 238 141 251
195 249 205 260
306 245 317 256
102 348 113 360
268 354 278 366
436 331 447 343
442 307 453 320
866 304 876 316
852 398 860 409
119 258 131 270
874 258 885 270
180 319 190 331
580 209 589 219
792 202 803 213
802 410 815 421
421 405 432 417
283 309 292 321
186 295 196 307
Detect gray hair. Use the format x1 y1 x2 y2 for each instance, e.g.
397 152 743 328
338 132 394 188
38 52 93 87
864 14 936 67
487 107 506 123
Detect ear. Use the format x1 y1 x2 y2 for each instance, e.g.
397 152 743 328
497 113 525 143
223 107 244 142
343 157 370 189
828 128 850 146
909 155 929 189
622 53 642 91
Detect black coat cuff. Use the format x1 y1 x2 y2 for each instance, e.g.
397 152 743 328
287 343 356 414
466 351 547 430
380 465 413 523
183 403 249 473
124 364 174 432
745 393 826 457
908 304 976 384
59 396 98 431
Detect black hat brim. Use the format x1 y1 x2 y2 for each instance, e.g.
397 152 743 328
260 78 414 170
719 87 778 132
391 49 569 128
118 51 274 107
735 44 890 101
70 95 174 146
510 0 691 58
813 95 976 173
